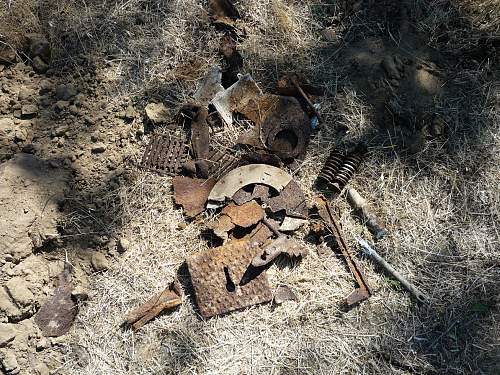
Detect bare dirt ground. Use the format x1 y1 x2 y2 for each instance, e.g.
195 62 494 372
0 0 499 374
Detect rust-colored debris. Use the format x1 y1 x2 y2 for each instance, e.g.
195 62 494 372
238 95 311 160
208 214 235 241
35 267 77 337
193 67 224 106
173 176 217 217
222 200 264 228
317 144 366 193
187 240 272 318
314 195 372 306
220 35 243 87
264 180 308 218
179 104 210 160
207 164 293 208
244 221 274 245
211 74 263 126
124 281 183 331
251 236 306 267
141 134 190 176
273 285 298 304
204 149 240 179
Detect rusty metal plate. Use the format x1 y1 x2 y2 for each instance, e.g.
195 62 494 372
265 180 308 218
221 201 264 228
187 240 272 318
35 282 77 337
173 177 217 217
141 134 190 176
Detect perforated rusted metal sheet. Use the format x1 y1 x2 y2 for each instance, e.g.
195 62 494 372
187 240 272 318
141 134 189 176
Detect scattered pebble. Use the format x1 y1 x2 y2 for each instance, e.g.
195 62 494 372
91 142 106 153
91 252 109 272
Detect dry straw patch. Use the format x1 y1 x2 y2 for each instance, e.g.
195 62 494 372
18 0 497 374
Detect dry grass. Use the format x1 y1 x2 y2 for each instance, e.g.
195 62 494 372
3 0 497 374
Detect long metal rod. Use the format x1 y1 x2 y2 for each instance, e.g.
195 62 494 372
356 237 428 303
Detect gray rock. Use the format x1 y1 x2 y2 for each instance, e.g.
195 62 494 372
32 56 49 74
0 288 21 320
0 323 15 347
1 349 19 374
39 79 53 92
55 84 77 101
117 238 130 253
91 143 106 154
54 100 69 111
91 252 109 272
21 104 38 117
5 277 34 307
17 87 34 101
145 102 168 123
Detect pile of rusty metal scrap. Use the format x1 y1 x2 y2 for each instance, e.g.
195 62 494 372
126 0 427 329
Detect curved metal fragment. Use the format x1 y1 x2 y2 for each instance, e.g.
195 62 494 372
207 164 293 208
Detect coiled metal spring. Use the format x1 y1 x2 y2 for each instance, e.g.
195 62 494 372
317 145 366 192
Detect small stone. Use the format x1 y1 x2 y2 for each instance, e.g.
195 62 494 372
18 87 34 101
69 105 79 115
13 128 28 142
91 252 109 272
177 222 187 230
35 337 50 351
52 125 68 137
145 102 168 124
55 84 77 101
84 116 95 125
5 277 34 307
0 323 15 347
0 288 21 320
39 79 53 92
117 238 130 253
71 286 88 301
32 56 49 74
1 349 19 374
91 142 106 153
123 106 135 121
21 104 38 117
0 46 16 65
54 100 69 111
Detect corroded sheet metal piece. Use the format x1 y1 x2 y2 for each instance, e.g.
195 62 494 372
35 270 77 337
222 201 264 228
124 281 182 331
238 95 310 160
211 74 263 126
264 179 307 218
187 240 272 318
173 177 217 218
251 236 306 267
141 134 189 176
207 164 293 207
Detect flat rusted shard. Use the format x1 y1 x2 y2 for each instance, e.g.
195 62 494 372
243 221 273 245
207 164 293 208
211 74 263 126
252 236 307 267
222 200 264 228
35 267 77 337
124 281 182 331
173 177 217 217
207 214 235 241
273 285 298 304
179 104 210 160
265 180 308 218
187 240 272 318
232 187 254 205
193 67 224 106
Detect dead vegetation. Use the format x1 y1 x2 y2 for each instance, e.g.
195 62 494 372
0 0 499 374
